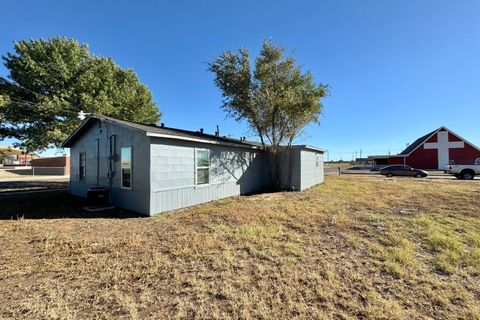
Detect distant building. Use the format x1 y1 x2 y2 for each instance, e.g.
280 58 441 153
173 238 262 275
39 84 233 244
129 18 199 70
0 146 36 166
369 127 480 170
354 157 368 164
62 115 325 215
31 155 70 175
368 155 390 167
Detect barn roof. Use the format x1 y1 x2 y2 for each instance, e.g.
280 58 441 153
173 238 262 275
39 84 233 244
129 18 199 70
398 129 438 155
62 115 324 153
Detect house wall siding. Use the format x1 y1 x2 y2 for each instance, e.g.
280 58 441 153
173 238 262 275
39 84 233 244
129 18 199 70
67 119 325 215
276 149 301 191
69 120 151 214
300 150 324 190
149 138 268 215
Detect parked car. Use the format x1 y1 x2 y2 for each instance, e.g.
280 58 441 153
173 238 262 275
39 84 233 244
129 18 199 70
444 158 480 180
380 165 428 178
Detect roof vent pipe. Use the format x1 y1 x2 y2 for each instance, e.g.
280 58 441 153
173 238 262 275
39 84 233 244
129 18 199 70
200 128 204 134
215 125 220 137
160 123 165 128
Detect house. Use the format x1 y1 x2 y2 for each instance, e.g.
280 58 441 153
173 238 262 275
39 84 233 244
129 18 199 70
370 126 480 170
62 115 325 215
0 146 36 166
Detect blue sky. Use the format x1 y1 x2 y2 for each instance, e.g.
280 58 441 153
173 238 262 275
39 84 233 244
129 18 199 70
1 0 479 160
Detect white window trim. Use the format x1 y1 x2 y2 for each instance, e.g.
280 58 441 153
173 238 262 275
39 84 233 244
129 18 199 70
120 146 133 190
195 148 210 186
79 151 86 181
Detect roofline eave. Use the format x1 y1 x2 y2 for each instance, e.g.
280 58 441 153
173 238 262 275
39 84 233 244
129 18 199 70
145 132 261 149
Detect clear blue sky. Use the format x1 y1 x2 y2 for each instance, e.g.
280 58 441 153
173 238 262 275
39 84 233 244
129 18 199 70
1 0 479 160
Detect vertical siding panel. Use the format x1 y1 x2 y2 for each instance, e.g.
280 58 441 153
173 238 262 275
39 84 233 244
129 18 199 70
69 119 151 214
148 139 325 215
300 150 324 190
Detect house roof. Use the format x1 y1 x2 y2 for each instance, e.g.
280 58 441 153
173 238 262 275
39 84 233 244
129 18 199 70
0 146 25 156
289 145 325 153
62 115 324 152
62 115 264 149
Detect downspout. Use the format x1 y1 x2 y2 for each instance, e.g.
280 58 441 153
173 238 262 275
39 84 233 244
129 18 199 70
95 138 100 186
103 121 116 203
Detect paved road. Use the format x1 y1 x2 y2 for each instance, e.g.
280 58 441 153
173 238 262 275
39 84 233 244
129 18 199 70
325 167 478 180
0 178 69 193
337 172 478 181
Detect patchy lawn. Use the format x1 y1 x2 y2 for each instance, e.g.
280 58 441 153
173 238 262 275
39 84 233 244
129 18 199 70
0 176 479 319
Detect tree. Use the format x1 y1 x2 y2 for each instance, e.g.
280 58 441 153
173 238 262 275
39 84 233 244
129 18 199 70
208 40 328 189
0 37 161 151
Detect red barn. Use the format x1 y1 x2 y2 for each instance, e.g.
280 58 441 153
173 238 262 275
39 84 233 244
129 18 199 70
388 127 480 170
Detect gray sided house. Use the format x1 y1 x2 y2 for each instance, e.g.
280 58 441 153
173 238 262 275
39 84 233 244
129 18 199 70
62 115 325 215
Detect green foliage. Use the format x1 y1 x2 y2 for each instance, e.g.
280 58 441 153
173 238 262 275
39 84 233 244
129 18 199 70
208 39 328 150
0 37 161 151
209 40 328 188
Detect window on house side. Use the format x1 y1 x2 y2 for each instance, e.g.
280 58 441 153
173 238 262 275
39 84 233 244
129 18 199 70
121 147 132 188
196 149 210 185
79 152 86 180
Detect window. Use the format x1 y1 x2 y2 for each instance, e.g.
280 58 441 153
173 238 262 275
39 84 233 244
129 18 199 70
196 149 210 185
316 154 319 167
79 152 86 181
121 147 132 189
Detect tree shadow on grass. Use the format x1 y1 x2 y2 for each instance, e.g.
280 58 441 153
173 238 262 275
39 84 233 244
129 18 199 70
0 190 147 220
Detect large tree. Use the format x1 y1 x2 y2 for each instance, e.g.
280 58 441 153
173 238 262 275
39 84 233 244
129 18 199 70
0 37 161 151
208 40 328 189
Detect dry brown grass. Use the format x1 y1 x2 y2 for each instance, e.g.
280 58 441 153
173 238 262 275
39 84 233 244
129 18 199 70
0 176 479 319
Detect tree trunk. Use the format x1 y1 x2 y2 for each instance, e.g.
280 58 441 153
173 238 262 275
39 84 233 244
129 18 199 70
286 140 294 190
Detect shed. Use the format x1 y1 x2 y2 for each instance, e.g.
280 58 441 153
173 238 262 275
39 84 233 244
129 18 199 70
62 115 325 215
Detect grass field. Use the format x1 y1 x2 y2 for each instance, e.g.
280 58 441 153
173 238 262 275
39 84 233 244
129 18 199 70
1 176 479 319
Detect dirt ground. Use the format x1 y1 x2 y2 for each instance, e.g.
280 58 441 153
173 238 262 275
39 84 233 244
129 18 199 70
0 176 479 319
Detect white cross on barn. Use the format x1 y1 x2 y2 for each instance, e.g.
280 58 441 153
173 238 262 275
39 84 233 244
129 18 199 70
424 131 464 169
